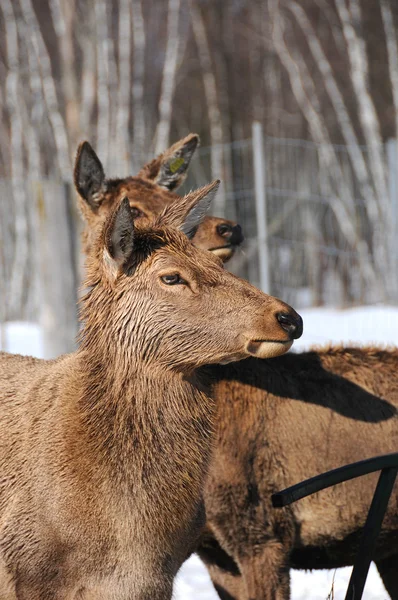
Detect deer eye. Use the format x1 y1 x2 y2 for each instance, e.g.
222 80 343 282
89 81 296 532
123 200 143 219
160 274 186 285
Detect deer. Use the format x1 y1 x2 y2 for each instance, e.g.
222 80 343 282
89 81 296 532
74 133 243 264
197 348 398 600
74 141 398 599
0 182 303 599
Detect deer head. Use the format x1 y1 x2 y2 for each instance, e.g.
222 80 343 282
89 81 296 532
74 135 243 262
81 181 302 371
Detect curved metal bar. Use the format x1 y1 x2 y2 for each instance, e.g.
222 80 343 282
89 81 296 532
271 452 398 600
271 452 398 508
345 466 398 600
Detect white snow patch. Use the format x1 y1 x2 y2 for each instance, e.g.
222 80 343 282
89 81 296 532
294 305 398 349
1 321 44 357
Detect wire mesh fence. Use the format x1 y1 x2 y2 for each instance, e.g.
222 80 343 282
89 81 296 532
184 130 397 308
1 128 397 329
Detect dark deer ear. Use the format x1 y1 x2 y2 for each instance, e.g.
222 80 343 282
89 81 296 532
74 141 105 209
180 181 220 239
156 180 220 239
105 198 135 267
138 134 199 191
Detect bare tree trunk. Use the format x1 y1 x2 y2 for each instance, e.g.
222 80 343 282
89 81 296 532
1 0 29 318
270 0 379 296
79 6 96 138
33 182 78 359
49 0 80 153
0 87 12 177
105 1 119 173
24 40 42 181
0 180 9 348
94 0 111 169
287 1 379 227
381 0 398 142
335 0 390 295
116 0 131 174
189 0 225 213
381 0 398 300
19 0 70 180
20 6 46 182
154 0 181 155
335 0 389 215
131 0 146 168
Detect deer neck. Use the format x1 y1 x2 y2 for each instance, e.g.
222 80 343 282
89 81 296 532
74 344 216 512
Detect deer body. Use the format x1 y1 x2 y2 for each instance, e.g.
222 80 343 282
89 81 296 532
73 140 398 599
74 140 398 599
198 347 398 600
0 185 301 599
0 353 212 599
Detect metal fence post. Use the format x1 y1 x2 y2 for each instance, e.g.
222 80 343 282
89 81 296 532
387 138 398 302
252 121 270 294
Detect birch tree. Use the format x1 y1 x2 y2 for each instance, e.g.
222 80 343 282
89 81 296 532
154 0 181 155
131 0 147 168
269 0 380 296
1 0 29 318
189 0 226 212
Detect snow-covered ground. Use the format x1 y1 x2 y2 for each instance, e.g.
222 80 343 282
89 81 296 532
2 305 397 599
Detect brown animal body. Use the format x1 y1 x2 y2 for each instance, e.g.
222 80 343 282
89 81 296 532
0 184 302 599
75 133 243 263
74 145 398 599
197 347 398 600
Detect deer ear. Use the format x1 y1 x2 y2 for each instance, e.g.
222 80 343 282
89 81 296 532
105 198 135 267
156 180 220 239
138 134 199 191
74 141 105 209
180 181 220 239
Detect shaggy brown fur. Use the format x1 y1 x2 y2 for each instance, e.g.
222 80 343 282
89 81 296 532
74 134 243 262
197 346 398 600
75 159 398 599
0 183 301 599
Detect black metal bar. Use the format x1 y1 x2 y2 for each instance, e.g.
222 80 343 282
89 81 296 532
271 452 398 508
272 453 398 600
344 466 398 600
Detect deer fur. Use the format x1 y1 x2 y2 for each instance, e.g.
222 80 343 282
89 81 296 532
198 347 398 600
74 148 397 599
74 153 398 599
0 183 301 599
74 134 243 263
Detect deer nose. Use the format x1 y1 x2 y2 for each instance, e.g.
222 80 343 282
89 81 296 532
216 223 244 245
277 312 303 340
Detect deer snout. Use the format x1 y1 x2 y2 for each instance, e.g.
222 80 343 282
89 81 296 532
276 311 303 340
216 223 244 246
244 304 303 359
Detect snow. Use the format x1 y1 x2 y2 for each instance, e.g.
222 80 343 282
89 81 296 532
1 322 43 357
2 305 397 599
294 305 398 350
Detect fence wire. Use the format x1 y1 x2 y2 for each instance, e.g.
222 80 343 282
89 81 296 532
184 134 395 308
1 133 397 324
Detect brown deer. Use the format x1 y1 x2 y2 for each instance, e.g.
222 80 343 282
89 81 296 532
198 348 398 600
75 147 398 599
74 133 243 263
0 183 302 599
